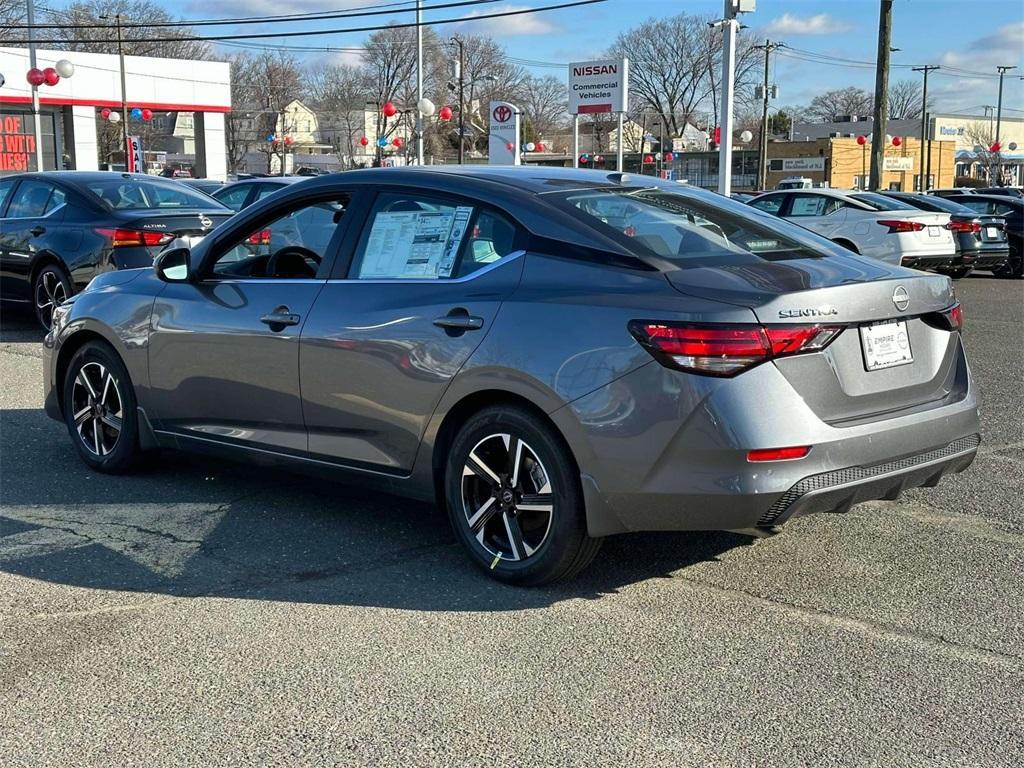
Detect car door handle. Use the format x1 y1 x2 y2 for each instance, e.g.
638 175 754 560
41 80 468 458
433 313 484 331
30 226 46 237
259 307 301 328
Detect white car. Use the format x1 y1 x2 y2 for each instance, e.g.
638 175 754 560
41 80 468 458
748 189 956 268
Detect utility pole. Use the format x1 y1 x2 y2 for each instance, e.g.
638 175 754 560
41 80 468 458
25 0 45 171
912 65 939 191
450 36 466 164
415 0 424 165
755 39 782 190
869 0 893 190
995 65 1016 186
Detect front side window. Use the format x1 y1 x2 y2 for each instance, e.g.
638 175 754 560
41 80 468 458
349 193 516 280
0 178 14 215
749 195 784 214
211 197 348 279
6 180 58 218
551 187 828 265
86 178 220 210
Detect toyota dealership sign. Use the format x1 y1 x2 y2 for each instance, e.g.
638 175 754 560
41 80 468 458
568 59 629 115
488 101 521 165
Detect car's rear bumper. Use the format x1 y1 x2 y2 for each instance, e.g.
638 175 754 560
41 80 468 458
901 253 960 269
557 345 980 536
963 247 1010 270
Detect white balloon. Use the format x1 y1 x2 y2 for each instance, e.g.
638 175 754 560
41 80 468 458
655 152 662 161
885 134 892 144
526 142 536 152
739 130 753 143
417 98 435 117
55 59 75 78
108 111 121 123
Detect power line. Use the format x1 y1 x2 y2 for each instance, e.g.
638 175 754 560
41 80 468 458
2 0 607 45
10 0 500 29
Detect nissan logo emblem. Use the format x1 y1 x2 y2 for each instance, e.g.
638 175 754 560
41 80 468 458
892 285 910 312
199 215 213 230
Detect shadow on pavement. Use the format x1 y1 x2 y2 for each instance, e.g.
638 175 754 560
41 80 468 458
0 407 751 612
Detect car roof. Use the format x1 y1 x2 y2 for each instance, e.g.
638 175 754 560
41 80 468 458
947 193 1022 205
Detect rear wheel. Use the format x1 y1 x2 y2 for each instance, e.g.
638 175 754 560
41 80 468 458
445 405 601 586
62 341 139 473
33 263 72 331
944 267 972 279
995 241 1023 278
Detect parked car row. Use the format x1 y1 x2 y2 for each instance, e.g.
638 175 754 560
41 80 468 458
745 187 1020 279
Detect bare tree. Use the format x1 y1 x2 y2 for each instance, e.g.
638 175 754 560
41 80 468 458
962 120 999 182
230 51 305 174
45 1 210 59
0 0 25 26
514 74 566 140
306 63 372 168
888 79 930 120
803 86 874 122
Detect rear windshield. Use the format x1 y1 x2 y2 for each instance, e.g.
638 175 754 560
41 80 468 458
550 187 828 264
849 192 917 211
900 194 976 215
85 178 224 210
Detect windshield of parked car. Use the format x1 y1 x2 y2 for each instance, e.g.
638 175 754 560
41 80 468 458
900 194 978 216
551 187 830 264
849 192 918 211
84 178 225 210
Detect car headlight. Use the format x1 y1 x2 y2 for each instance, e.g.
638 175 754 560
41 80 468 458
51 301 72 333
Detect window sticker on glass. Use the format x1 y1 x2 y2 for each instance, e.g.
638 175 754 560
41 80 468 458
359 205 474 279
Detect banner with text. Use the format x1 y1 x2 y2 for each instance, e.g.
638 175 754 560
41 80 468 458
568 59 628 115
126 135 144 174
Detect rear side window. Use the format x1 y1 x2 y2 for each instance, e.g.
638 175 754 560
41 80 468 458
256 184 288 201
214 184 252 211
86 178 221 210
788 195 843 216
0 178 14 215
552 188 825 265
349 193 517 280
850 192 916 211
5 179 58 218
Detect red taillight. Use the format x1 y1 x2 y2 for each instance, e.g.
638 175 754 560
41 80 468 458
945 303 963 332
747 446 811 462
877 219 925 233
95 227 173 248
246 228 272 245
946 220 980 234
629 322 843 377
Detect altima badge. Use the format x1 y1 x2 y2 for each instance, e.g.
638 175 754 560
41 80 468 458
892 285 910 311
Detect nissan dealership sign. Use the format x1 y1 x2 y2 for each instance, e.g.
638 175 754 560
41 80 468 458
568 59 628 115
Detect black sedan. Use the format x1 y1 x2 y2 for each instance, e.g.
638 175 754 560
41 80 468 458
0 172 233 329
942 194 1023 278
211 176 308 212
880 191 1009 277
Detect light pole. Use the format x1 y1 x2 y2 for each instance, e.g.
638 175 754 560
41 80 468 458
711 0 755 195
755 39 782 190
415 0 424 165
449 36 466 164
25 0 45 171
995 65 1016 186
912 65 939 191
99 14 130 150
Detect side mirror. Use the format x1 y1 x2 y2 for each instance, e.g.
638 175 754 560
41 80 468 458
154 246 192 283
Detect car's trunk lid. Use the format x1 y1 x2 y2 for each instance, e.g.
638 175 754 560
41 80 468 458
664 257 964 424
119 208 233 245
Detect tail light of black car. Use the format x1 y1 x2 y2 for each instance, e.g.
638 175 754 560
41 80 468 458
95 228 174 248
628 321 844 377
946 220 980 234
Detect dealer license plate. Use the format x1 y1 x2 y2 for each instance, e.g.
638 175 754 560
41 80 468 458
860 320 913 371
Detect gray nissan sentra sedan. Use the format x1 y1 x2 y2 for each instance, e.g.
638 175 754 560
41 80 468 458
42 167 980 585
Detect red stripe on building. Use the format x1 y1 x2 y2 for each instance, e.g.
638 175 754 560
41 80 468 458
0 95 231 113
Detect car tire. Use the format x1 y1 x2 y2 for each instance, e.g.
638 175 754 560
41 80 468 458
33 263 72 331
62 340 139 474
995 241 1023 279
945 267 972 280
445 405 601 586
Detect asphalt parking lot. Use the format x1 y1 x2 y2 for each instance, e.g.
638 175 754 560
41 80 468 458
1 275 1022 767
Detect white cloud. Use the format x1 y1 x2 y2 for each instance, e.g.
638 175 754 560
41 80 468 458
763 13 853 36
942 21 1024 69
934 23 1024 113
331 49 365 69
452 5 558 36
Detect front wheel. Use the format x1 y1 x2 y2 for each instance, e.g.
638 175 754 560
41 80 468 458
445 406 601 586
62 341 139 473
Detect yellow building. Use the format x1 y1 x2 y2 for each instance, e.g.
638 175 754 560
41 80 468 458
765 137 956 191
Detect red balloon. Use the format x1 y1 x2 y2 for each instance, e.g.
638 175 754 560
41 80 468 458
991 142 1001 153
438 105 453 121
284 136 294 145
856 135 867 145
536 142 545 152
141 108 153 121
100 108 112 119
392 137 403 148
892 135 902 146
506 142 514 151
579 155 589 164
643 155 654 164
664 152 674 162
26 68 45 87
360 136 369 146
382 101 397 117
595 155 604 163
42 68 60 86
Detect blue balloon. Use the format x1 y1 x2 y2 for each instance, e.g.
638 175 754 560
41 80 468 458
377 137 388 147
131 107 143 120
266 134 275 142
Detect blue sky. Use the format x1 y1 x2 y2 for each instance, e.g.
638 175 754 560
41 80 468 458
60 0 1024 117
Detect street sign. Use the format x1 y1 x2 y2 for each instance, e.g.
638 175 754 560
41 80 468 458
488 101 520 165
568 59 628 115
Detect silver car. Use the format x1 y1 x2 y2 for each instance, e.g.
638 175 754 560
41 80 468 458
42 167 980 585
